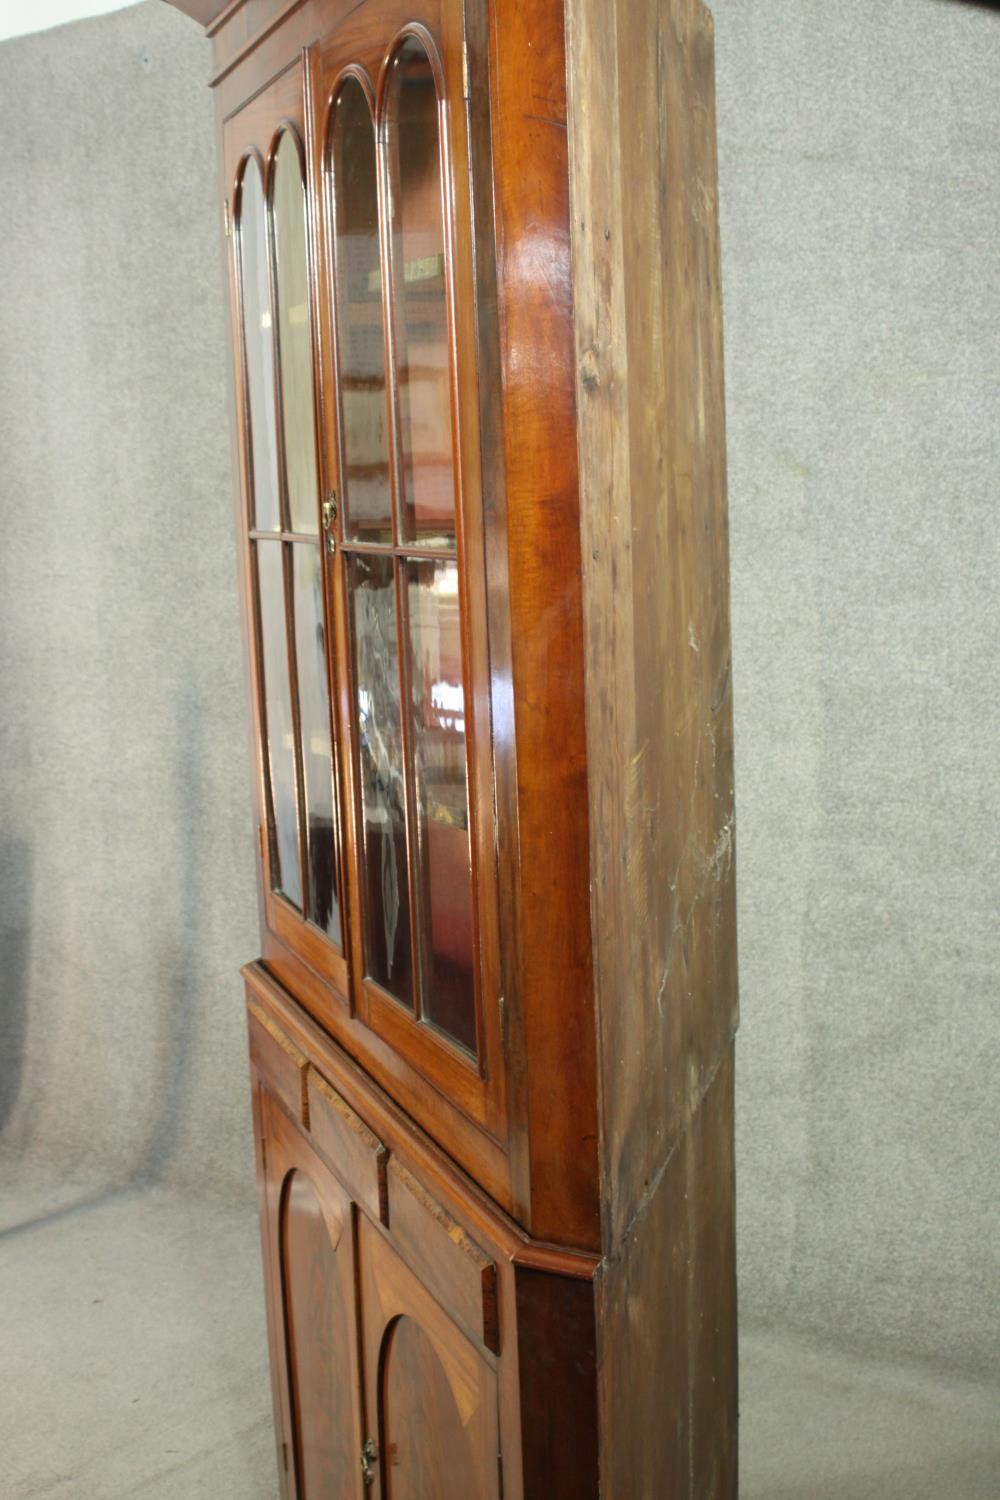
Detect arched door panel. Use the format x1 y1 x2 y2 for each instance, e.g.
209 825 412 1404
358 1216 499 1500
261 1092 366 1500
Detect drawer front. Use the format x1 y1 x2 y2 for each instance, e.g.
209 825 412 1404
307 1067 387 1226
386 1157 499 1356
247 997 309 1127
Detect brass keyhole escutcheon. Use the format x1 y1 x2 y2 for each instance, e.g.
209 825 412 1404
361 1438 378 1487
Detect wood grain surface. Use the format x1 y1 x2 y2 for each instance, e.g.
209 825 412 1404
567 0 738 1252
184 0 740 1490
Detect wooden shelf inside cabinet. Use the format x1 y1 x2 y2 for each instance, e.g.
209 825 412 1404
166 0 739 1493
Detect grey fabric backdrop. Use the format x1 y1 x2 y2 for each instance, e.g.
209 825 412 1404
0 0 996 1380
713 0 999 1380
0 3 257 1207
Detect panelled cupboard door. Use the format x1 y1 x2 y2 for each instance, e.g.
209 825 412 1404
260 1092 367 1500
311 0 506 1142
358 1216 501 1500
224 5 507 1151
224 62 351 1005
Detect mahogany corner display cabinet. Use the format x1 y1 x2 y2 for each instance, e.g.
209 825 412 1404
167 0 739 1493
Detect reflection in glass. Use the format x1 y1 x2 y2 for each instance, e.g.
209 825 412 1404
293 544 341 944
256 540 302 908
330 78 392 543
406 559 476 1053
385 38 456 547
239 158 280 532
272 131 320 535
349 554 412 1003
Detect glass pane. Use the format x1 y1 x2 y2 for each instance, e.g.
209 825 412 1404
238 157 280 532
272 131 320 535
385 38 456 548
349 554 412 1003
293 543 342 945
330 78 392 544
257 540 302 908
405 559 476 1054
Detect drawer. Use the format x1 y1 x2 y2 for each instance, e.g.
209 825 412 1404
247 996 309 1127
307 1066 388 1226
386 1156 499 1356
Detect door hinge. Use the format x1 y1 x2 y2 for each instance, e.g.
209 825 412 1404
223 198 231 237
462 37 471 100
257 823 265 860
361 1438 378 1488
498 993 507 1046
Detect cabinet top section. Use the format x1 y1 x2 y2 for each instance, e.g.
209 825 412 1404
164 0 229 26
174 0 736 1258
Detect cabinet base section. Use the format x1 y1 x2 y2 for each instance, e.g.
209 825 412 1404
243 962 601 1500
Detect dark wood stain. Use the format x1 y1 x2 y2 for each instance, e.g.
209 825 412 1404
259 1090 367 1499
282 1170 357 1495
515 1267 599 1500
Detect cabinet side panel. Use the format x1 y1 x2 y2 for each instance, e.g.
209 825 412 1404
565 0 737 1245
596 1050 737 1500
515 1268 599 1500
596 1131 690 1500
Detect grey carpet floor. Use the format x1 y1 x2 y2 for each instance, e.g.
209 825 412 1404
0 1173 996 1499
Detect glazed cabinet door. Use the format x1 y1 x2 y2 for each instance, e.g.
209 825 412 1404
224 0 509 1176
358 1216 501 1500
311 0 506 1141
225 64 350 1003
258 1091 367 1500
